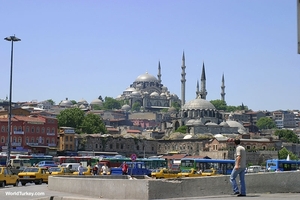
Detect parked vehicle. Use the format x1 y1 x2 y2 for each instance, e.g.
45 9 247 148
201 168 217 176
48 167 73 175
247 165 262 173
266 159 300 172
110 162 152 176
18 167 49 185
60 163 81 172
73 166 92 175
151 168 180 179
0 167 19 187
36 161 58 168
177 168 202 178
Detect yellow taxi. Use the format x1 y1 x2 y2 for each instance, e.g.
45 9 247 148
18 167 49 186
151 168 180 179
73 166 92 175
48 167 73 175
0 167 19 187
177 168 202 178
201 168 217 176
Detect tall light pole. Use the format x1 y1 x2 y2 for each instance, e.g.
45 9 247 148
4 35 21 166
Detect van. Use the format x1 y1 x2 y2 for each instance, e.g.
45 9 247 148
37 161 58 168
247 165 261 173
60 163 81 172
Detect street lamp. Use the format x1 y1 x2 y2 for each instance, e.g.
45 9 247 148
4 35 21 166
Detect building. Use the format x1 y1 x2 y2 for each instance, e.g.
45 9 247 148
0 115 57 154
58 127 76 151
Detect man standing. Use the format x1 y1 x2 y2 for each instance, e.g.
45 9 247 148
78 163 84 175
230 139 246 197
122 161 128 175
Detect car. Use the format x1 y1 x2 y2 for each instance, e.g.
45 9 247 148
177 168 202 178
151 168 180 179
48 167 73 175
18 167 49 186
36 161 58 168
201 168 217 176
247 165 262 173
73 166 92 175
0 167 19 187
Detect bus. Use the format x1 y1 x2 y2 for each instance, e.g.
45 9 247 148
0 154 53 166
53 156 100 167
266 159 300 172
99 157 168 171
180 158 235 175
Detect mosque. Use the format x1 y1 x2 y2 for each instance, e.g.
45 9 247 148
58 52 247 136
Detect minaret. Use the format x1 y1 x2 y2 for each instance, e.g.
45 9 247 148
199 62 207 99
221 73 226 101
196 80 199 98
181 52 186 107
157 61 162 84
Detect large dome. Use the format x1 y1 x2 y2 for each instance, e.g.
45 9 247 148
182 98 216 110
135 72 159 82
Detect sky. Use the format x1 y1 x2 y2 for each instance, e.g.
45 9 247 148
0 0 299 112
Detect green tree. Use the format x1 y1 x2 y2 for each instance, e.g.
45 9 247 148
226 105 238 112
70 100 77 105
47 99 55 105
81 113 107 134
175 125 187 134
278 147 298 160
161 108 169 113
57 108 85 132
102 97 121 110
171 102 181 112
256 117 276 130
210 100 227 111
132 102 141 112
275 129 299 143
92 104 102 110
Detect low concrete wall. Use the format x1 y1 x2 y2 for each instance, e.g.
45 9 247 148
48 172 300 199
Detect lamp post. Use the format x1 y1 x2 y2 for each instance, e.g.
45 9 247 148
4 35 21 166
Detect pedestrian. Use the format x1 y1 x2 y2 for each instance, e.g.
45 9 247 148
230 138 246 197
93 164 98 175
78 163 84 175
101 163 109 175
122 161 128 175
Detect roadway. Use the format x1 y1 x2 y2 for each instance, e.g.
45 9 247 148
0 183 299 200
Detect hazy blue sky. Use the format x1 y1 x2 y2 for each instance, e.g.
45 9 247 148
0 0 299 112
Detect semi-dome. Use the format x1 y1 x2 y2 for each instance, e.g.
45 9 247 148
150 92 159 97
121 104 131 111
220 121 229 127
186 119 195 126
59 98 73 107
131 91 141 97
182 98 216 110
78 98 88 105
125 87 136 92
135 72 159 82
193 119 204 126
226 120 246 131
90 98 103 105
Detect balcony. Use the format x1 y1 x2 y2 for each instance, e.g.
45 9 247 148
48 143 57 147
26 143 39 146
14 131 24 134
47 132 56 136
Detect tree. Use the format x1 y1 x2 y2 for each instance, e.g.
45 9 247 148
70 100 77 105
210 100 227 111
278 147 298 160
102 97 121 110
132 102 141 112
175 125 187 134
275 129 299 143
81 113 107 134
256 117 276 130
47 99 55 105
57 108 85 132
171 102 181 112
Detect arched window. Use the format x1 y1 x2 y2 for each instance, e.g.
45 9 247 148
26 137 29 143
47 128 50 133
26 126 30 133
52 128 55 133
31 137 34 143
1 126 5 132
18 137 22 143
31 127 35 133
1 136 5 143
36 127 40 133
13 137 16 143
42 127 45 133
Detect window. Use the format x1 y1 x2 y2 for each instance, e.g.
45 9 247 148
36 127 40 133
13 126 17 131
26 126 29 133
42 127 45 133
1 126 5 132
47 128 50 133
13 137 16 143
110 144 113 149
70 144 73 150
18 137 22 143
52 138 55 143
1 136 5 143
52 128 55 133
26 137 29 143
70 137 73 142
65 144 68 150
31 127 35 133
18 126 22 131
31 137 34 143
46 138 49 144
65 136 68 142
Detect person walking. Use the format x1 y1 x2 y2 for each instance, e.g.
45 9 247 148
230 138 246 197
101 163 109 175
78 163 84 175
122 161 128 175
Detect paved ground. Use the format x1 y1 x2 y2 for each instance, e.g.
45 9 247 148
1 184 299 200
